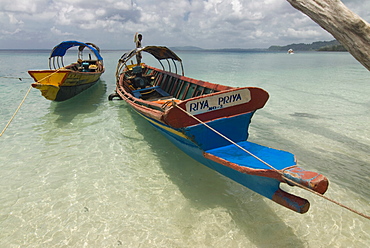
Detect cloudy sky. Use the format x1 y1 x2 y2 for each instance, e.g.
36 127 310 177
0 0 369 50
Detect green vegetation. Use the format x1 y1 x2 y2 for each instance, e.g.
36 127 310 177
268 40 347 52
317 44 347 51
170 40 348 52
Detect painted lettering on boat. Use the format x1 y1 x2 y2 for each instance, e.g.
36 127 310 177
188 100 209 112
218 93 242 105
185 88 251 115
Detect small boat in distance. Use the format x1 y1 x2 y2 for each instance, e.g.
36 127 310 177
288 48 294 54
110 44 328 213
28 41 105 101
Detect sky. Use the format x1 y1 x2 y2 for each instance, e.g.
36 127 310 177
0 0 369 50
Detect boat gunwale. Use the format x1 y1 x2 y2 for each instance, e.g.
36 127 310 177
116 64 270 127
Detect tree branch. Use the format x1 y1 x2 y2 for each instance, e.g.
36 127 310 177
287 0 370 71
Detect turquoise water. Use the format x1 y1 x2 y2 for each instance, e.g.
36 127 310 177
1 50 369 247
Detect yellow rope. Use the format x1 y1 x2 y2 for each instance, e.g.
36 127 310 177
0 76 24 80
0 85 32 137
0 69 62 137
174 103 370 220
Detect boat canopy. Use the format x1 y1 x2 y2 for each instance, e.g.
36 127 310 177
120 46 182 62
49 41 103 61
118 46 184 76
48 41 103 69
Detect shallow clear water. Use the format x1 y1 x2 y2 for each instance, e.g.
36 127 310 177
0 50 369 247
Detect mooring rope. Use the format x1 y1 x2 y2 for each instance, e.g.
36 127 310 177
0 69 62 137
0 85 32 137
173 103 370 220
0 76 25 81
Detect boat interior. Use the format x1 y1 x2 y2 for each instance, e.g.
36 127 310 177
121 64 233 102
64 60 103 73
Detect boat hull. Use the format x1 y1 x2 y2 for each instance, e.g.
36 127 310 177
28 69 103 101
133 109 314 213
112 46 328 213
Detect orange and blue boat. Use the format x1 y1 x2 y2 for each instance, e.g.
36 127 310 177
28 41 105 101
110 45 329 213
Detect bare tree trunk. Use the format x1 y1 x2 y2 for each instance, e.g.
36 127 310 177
287 0 370 71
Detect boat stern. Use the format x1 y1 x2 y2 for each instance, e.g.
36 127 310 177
28 70 69 101
283 166 329 194
272 188 310 213
28 70 69 87
203 141 329 213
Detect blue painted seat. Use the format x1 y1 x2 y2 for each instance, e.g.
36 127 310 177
205 141 296 170
131 86 170 98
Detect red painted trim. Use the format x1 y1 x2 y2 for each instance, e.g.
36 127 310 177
164 87 269 128
272 189 310 214
203 152 329 195
203 152 283 180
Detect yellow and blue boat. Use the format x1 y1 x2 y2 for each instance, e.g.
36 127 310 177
110 45 329 213
28 41 105 101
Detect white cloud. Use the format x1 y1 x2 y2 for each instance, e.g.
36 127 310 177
1 0 40 13
7 13 23 25
1 28 22 35
50 26 74 36
0 0 368 49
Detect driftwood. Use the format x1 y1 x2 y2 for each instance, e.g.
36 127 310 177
287 0 370 71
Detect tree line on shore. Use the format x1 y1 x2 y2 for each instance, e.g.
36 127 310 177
268 40 347 52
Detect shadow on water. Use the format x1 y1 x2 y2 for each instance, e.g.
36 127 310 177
289 112 321 119
32 80 107 143
255 110 370 200
116 104 306 247
47 80 107 127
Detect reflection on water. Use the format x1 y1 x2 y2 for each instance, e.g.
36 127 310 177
0 50 369 247
50 80 107 126
289 112 321 119
31 80 107 145
122 107 306 247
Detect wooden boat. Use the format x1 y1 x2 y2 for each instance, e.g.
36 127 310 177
28 41 105 101
110 45 329 213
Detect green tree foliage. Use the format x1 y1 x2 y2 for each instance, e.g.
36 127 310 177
268 40 347 51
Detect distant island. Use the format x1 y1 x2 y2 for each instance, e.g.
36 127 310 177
169 46 204 51
170 40 347 52
268 40 347 52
